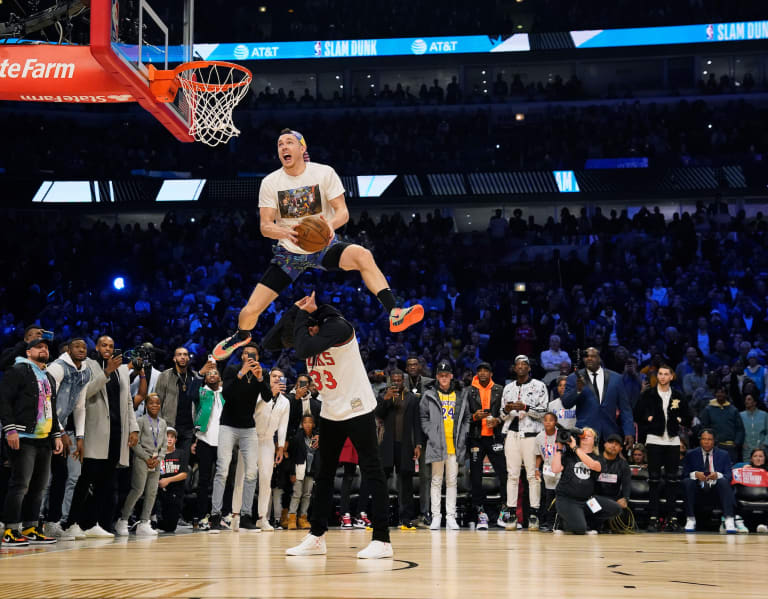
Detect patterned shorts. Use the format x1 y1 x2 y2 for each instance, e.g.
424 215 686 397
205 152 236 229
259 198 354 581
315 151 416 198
270 237 347 282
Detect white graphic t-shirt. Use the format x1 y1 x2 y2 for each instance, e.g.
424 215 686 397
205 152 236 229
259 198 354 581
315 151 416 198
258 162 345 254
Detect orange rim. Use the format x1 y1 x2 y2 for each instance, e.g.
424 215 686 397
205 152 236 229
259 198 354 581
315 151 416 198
173 61 252 92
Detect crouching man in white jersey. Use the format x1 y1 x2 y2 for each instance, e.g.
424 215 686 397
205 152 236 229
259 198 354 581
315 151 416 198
266 292 392 559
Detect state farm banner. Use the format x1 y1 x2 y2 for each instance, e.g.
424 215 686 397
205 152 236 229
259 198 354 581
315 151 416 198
732 466 768 487
0 45 134 103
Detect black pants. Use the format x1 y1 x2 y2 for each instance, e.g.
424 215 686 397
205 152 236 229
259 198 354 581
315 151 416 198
469 436 507 512
646 443 680 518
310 411 390 543
156 487 183 532
541 486 557 529
384 441 416 523
66 457 118 530
340 462 356 515
555 495 622 534
47 451 69 523
195 439 217 519
2 438 51 528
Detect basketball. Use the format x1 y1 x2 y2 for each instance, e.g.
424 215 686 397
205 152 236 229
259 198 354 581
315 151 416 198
295 216 331 253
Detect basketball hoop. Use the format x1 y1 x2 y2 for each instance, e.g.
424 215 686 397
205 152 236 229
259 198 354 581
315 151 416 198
149 61 252 147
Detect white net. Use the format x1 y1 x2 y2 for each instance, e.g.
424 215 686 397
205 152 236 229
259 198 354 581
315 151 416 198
176 62 252 147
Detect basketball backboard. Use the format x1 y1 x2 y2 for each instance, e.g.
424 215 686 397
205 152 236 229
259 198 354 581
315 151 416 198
90 0 195 142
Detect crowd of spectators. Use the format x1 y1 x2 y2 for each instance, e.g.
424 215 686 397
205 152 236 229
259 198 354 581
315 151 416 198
2 198 768 540
1 96 766 177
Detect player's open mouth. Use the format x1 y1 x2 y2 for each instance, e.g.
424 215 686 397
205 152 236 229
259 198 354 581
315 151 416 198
283 154 292 161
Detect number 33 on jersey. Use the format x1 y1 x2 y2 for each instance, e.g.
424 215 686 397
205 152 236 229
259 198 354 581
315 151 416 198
307 351 338 390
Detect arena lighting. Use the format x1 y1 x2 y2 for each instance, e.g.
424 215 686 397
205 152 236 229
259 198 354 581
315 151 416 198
113 277 126 291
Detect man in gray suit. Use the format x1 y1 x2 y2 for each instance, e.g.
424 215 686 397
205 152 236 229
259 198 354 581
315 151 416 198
64 336 139 539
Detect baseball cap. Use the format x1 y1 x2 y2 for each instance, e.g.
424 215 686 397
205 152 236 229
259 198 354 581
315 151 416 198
166 427 177 437
26 338 51 351
514 355 530 364
436 361 453 374
605 434 623 445
476 361 492 372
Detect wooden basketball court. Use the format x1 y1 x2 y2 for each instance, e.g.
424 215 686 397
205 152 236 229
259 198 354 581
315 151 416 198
0 529 765 598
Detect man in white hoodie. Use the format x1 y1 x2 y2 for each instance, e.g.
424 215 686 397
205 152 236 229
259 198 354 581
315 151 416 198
232 368 290 531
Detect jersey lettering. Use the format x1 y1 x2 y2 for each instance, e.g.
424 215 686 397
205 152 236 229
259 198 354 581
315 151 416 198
321 352 335 366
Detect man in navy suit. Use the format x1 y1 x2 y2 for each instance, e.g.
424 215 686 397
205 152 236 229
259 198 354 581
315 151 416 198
562 347 634 449
681 429 736 533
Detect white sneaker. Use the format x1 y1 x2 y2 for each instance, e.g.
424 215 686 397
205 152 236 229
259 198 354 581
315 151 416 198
684 517 696 533
476 512 489 530
136 521 158 537
286 534 327 556
585 530 599 535
724 516 737 534
357 540 394 559
446 516 460 530
756 524 768 533
735 516 749 534
231 514 240 532
115 519 130 537
257 518 274 532
43 521 75 541
65 523 87 540
429 515 442 530
83 524 114 538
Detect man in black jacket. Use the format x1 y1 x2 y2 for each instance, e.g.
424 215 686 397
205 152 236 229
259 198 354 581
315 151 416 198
375 369 422 529
267 294 392 559
465 361 507 528
0 338 63 546
209 342 272 532
0 325 44 371
634 364 691 532
406 356 434 527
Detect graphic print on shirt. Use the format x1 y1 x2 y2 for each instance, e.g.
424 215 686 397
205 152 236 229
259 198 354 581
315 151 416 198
306 352 339 391
573 461 591 480
277 185 322 219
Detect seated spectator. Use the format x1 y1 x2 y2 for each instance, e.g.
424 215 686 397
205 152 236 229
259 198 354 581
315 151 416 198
681 429 736 533
629 444 647 467
740 394 768 462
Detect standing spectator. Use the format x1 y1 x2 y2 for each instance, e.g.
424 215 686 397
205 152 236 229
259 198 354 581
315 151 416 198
287 414 319 530
514 314 537 357
116 393 167 537
0 325 43 372
562 347 634 448
466 361 507 529
740 394 768 461
190 368 224 530
155 427 189 533
682 357 707 399
420 361 469 530
540 335 571 378
621 356 644 410
43 338 91 540
548 376 577 428
405 355 434 528
375 369 423 529
0 337 63 546
634 364 691 532
287 373 321 439
700 385 745 463
233 367 290 531
66 336 139 539
209 343 271 532
675 347 699 384
154 347 206 457
535 412 560 532
682 429 736 533
498 355 548 531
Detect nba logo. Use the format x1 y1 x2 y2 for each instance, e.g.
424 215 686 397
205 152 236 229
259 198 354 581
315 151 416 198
314 41 322 56
706 24 714 40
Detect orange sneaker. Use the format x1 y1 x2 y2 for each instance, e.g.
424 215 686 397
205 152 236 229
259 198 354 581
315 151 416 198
389 305 424 332
212 331 252 360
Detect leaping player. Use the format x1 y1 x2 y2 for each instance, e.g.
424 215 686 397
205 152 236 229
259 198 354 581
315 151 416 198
212 128 423 360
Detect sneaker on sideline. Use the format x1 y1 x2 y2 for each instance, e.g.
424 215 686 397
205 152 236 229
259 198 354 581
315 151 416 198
257 518 274 531
115 519 130 537
83 524 114 538
64 523 87 540
446 516 460 530
357 540 394 559
341 513 353 529
286 534 327 556
476 511 489 530
136 521 158 537
22 527 56 545
430 515 442 530
2 528 29 547
43 521 75 541
684 517 696 533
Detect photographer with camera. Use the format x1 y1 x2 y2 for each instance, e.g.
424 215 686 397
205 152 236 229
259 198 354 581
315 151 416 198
551 426 621 534
287 373 321 439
